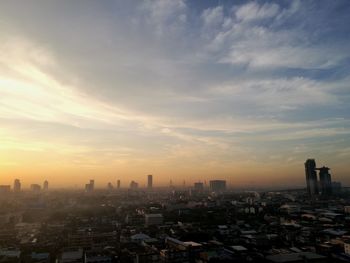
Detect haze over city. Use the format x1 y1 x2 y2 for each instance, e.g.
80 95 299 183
1 0 350 188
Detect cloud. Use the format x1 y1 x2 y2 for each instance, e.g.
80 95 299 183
235 2 280 22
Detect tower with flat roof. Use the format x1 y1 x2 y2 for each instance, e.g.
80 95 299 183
305 159 319 196
147 174 153 189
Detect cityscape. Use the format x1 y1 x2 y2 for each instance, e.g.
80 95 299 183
1 0 350 262
0 159 350 262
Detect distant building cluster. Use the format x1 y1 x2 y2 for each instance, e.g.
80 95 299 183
0 179 49 194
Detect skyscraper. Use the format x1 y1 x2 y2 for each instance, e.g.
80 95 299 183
43 180 49 191
194 182 204 192
90 180 94 191
318 166 332 196
31 184 41 192
147 174 153 189
305 159 319 196
85 179 95 192
14 179 21 192
117 179 121 189
209 180 226 192
130 180 138 190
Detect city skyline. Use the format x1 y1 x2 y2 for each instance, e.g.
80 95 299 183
1 0 350 187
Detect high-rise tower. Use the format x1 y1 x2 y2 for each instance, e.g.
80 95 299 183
305 159 318 196
318 166 332 196
147 174 153 189
43 180 49 191
14 179 21 192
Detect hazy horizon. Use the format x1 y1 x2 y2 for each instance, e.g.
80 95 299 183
1 0 350 188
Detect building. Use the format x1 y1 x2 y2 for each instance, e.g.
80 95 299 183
130 180 138 190
85 180 94 192
0 185 11 194
30 184 41 192
147 174 153 189
194 182 204 192
305 159 319 196
318 166 332 196
209 180 226 192
345 241 350 256
107 182 113 190
145 214 163 226
117 179 121 189
344 206 350 214
43 180 49 191
266 252 327 263
14 179 21 192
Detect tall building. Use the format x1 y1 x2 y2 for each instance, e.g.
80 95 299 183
43 180 49 191
107 182 113 190
147 174 153 189
31 184 41 192
90 180 94 190
304 159 319 196
130 180 138 190
209 180 226 192
117 179 121 189
194 182 204 192
14 179 21 192
318 166 332 196
85 179 94 192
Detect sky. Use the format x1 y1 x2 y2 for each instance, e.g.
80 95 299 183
0 0 350 189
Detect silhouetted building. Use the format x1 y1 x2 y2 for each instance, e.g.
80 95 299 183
145 214 163 226
117 179 121 189
332 181 342 193
147 174 153 189
130 180 138 190
85 179 94 192
209 180 226 192
318 166 332 196
14 179 21 192
0 185 11 194
305 159 319 196
194 182 204 192
30 184 41 192
107 182 113 190
43 180 49 191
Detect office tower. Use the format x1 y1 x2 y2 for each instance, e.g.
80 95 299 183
117 179 121 189
130 180 138 190
209 180 226 192
107 182 113 190
31 184 41 192
304 159 319 196
194 182 204 192
43 180 49 191
147 174 153 189
90 180 94 191
85 179 94 192
318 166 332 196
14 179 21 192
